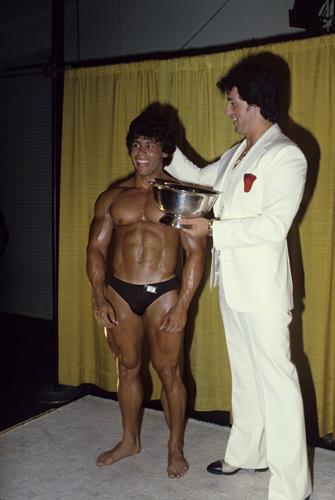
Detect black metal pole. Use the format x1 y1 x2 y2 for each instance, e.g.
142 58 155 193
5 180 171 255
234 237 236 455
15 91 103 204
33 0 83 404
51 0 64 393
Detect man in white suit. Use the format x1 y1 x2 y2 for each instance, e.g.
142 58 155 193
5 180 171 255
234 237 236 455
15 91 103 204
165 60 312 499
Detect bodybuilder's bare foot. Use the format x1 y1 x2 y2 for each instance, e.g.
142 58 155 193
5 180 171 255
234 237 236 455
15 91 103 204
96 440 141 467
167 449 189 478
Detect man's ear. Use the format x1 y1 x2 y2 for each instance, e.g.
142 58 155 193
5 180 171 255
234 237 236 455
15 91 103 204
162 152 168 158
250 104 261 113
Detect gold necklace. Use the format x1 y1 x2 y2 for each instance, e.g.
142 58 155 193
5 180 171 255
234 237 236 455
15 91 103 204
233 148 248 169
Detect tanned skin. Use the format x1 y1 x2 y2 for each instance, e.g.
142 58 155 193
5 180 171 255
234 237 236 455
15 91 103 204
86 135 206 478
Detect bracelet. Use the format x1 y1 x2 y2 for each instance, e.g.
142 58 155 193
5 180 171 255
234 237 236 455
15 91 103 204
208 219 214 237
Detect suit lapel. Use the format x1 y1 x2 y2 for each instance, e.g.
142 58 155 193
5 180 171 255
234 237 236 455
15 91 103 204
213 144 241 216
212 124 281 217
222 124 281 204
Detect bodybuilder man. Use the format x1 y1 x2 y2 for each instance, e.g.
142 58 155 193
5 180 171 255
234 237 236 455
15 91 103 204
86 112 206 478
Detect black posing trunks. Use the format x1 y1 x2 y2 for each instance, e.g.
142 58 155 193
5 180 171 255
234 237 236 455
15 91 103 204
109 275 180 316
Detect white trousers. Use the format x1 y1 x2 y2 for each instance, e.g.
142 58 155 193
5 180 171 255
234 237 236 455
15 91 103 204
219 284 312 500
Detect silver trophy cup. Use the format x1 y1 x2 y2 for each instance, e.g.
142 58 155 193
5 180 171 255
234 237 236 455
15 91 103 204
150 180 220 228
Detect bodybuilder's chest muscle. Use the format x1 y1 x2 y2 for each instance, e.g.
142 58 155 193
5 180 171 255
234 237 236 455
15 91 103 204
111 190 162 226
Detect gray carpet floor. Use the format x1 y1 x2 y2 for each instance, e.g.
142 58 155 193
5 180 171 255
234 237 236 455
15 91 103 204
0 395 334 499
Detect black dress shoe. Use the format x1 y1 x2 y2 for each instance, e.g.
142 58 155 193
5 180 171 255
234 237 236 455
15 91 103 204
207 459 269 476
207 460 241 475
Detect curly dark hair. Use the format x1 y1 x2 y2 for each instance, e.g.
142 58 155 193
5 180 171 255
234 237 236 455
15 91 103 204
217 61 279 123
126 113 176 162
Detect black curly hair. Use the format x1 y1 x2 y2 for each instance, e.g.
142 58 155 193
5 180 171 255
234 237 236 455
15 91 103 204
126 113 176 162
217 61 279 123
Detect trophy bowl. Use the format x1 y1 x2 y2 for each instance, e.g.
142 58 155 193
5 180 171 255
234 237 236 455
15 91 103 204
150 180 220 228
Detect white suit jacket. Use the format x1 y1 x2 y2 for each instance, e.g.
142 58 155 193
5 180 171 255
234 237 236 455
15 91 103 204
165 124 307 313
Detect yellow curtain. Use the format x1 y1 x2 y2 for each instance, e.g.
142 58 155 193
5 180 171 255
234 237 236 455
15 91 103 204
59 34 335 438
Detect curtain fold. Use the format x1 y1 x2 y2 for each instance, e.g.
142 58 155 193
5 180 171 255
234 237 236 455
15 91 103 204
59 34 335 438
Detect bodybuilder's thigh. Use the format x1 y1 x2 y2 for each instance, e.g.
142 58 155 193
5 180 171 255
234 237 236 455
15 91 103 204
104 285 145 369
143 290 184 366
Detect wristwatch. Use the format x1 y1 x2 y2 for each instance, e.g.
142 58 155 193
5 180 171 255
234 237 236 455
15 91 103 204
208 219 214 237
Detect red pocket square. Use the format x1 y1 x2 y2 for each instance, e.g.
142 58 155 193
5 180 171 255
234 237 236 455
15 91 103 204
244 173 257 192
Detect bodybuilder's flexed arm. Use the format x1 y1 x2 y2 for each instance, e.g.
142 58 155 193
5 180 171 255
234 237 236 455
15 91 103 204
86 189 117 329
160 229 206 334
